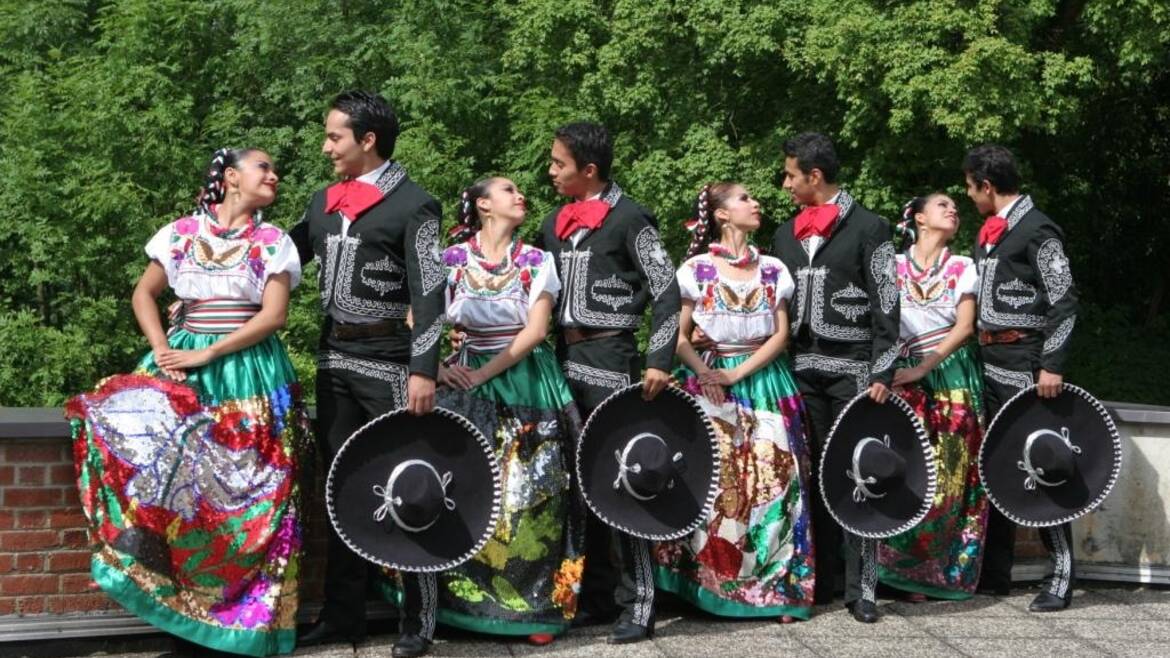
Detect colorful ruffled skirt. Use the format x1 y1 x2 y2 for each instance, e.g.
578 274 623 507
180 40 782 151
878 343 989 599
384 344 585 635
655 355 815 619
65 328 310 656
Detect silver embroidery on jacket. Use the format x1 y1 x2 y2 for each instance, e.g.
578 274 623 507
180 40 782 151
318 350 408 406
360 256 405 295
793 353 870 393
590 275 635 311
978 258 1045 329
415 219 444 295
320 233 341 309
830 282 869 321
996 279 1038 309
1043 315 1076 355
411 317 444 357
563 361 630 390
562 250 640 329
789 266 816 333
870 240 898 314
1036 238 1073 305
985 363 1033 392
635 227 675 300
647 312 679 356
872 342 900 374
810 269 873 341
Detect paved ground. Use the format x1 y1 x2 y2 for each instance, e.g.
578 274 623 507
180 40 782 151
4 584 1170 658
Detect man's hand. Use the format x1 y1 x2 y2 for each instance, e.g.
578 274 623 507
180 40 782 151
1036 369 1063 399
407 374 436 415
867 381 890 404
642 367 671 401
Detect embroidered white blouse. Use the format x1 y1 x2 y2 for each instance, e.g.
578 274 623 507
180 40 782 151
144 212 302 304
676 254 796 346
895 246 978 353
441 240 560 335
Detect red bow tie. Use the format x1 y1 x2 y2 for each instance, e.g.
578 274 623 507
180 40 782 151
793 204 840 240
978 215 1008 248
325 180 384 221
555 199 611 240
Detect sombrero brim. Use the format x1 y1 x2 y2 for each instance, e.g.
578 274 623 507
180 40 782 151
326 407 501 572
819 392 937 539
576 384 719 541
979 383 1122 528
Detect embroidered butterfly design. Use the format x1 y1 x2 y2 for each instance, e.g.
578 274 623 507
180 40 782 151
906 279 946 305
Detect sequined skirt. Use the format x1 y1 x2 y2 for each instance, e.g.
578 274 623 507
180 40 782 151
878 343 989 599
384 344 586 636
65 330 310 656
655 354 816 619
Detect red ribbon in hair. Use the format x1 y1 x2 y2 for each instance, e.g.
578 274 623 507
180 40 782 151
325 180 384 220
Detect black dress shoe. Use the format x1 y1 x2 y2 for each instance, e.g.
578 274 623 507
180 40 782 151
1028 591 1071 612
846 600 879 623
392 633 432 658
297 620 363 647
608 618 653 644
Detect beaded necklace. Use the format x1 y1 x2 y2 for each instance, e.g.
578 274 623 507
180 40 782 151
708 242 759 268
468 232 523 274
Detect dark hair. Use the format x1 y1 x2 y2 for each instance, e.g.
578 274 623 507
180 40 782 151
448 177 495 243
331 90 399 160
554 122 613 181
782 132 840 184
962 144 1020 194
195 147 260 214
684 181 739 260
897 192 948 251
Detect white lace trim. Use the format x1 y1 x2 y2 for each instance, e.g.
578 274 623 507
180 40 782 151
415 218 444 295
871 240 898 315
562 361 630 390
318 350 408 405
635 226 676 300
647 312 679 356
411 316 444 357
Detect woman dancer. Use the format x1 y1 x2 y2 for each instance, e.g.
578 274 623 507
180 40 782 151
422 177 585 643
878 193 989 600
66 148 310 655
655 182 815 622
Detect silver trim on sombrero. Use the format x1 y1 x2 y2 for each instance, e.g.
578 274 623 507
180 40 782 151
325 406 502 573
1018 427 1080 490
371 459 456 531
576 383 720 541
818 391 937 539
978 382 1123 528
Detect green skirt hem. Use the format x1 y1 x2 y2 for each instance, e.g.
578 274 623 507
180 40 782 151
92 556 294 656
436 608 568 637
654 568 812 620
877 568 974 601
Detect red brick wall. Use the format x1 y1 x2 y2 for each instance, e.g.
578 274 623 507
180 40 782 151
0 437 327 619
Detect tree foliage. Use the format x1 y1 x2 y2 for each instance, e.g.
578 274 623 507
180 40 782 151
1 0 1166 406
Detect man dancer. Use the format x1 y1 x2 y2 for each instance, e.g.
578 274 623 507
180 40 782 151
965 144 1079 611
537 122 681 643
291 90 444 657
770 132 900 623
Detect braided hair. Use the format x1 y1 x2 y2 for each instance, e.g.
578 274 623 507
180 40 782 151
448 177 495 243
194 147 257 215
896 193 942 252
684 181 737 260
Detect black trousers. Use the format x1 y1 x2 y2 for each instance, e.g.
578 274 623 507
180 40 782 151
315 330 414 636
790 339 874 605
979 340 1073 595
557 332 654 626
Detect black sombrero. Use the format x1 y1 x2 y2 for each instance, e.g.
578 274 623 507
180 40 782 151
576 384 719 541
979 383 1122 528
819 392 937 539
326 407 501 572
